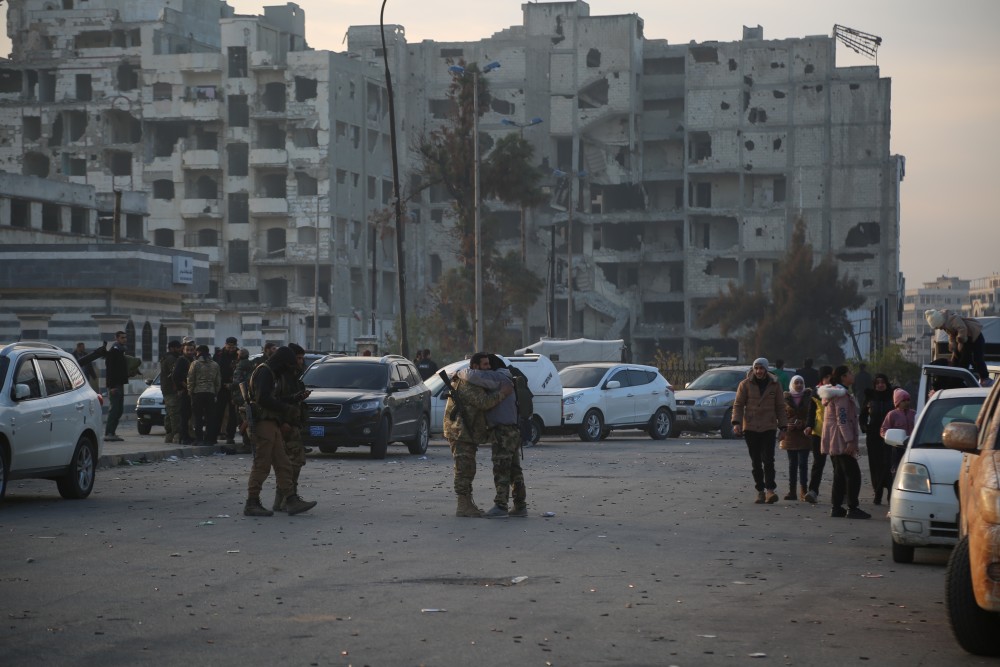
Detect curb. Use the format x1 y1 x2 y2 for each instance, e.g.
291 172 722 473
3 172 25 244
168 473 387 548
99 444 224 469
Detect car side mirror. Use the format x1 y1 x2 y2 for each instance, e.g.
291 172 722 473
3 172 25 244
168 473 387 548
14 383 30 400
883 428 908 448
943 421 979 454
390 380 409 393
145 378 153 386
605 380 621 390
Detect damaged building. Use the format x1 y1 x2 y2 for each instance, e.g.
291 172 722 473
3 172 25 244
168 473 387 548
350 1 903 359
0 0 397 352
0 0 901 360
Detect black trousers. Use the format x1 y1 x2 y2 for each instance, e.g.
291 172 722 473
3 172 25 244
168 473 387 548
178 391 193 443
210 385 236 442
744 429 777 492
830 454 862 509
808 435 827 494
191 392 217 443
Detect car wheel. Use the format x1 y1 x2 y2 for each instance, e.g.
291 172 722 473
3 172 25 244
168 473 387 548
318 444 338 454
720 410 737 439
137 421 152 435
526 416 543 447
407 414 430 455
599 428 611 440
578 410 604 442
669 426 682 438
947 536 1000 655
891 538 915 564
56 435 97 500
371 416 390 459
0 445 9 501
648 408 672 440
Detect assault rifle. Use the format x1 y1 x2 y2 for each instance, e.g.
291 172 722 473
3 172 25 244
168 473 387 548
438 369 475 434
238 380 255 440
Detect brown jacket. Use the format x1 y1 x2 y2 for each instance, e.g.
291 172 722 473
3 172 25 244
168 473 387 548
732 370 787 433
940 309 983 347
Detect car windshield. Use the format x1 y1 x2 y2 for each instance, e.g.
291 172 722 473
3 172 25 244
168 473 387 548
560 366 609 389
303 363 389 390
687 370 744 391
911 396 985 449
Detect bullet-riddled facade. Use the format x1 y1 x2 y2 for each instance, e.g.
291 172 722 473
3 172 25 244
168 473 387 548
0 0 901 360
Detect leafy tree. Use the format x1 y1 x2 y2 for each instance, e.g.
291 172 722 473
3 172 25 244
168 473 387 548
697 218 864 364
856 344 920 389
415 61 545 355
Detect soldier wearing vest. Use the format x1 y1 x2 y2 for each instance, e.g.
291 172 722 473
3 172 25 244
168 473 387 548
459 354 528 518
271 343 313 512
244 346 317 517
443 352 512 518
160 340 182 444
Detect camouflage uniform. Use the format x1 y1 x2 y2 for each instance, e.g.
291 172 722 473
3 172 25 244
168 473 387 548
273 369 308 510
443 376 505 511
491 424 526 509
160 349 179 443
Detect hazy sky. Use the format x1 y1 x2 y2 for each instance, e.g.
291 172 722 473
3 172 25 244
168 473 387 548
4 1 998 287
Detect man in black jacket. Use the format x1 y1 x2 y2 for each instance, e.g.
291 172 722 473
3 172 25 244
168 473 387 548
211 336 240 445
172 341 196 445
103 331 129 442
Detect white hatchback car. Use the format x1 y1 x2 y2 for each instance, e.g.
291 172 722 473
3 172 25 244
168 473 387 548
0 341 104 501
560 363 676 441
886 387 989 563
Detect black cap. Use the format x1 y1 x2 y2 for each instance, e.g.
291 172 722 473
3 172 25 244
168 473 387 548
226 336 238 345
168 340 182 348
196 344 210 355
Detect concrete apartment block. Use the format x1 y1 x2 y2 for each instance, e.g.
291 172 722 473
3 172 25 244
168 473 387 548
0 0 902 361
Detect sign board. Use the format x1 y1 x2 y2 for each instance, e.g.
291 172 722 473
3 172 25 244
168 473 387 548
172 256 194 285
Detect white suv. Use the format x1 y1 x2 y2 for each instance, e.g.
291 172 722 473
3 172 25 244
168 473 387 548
0 342 103 501
560 363 676 441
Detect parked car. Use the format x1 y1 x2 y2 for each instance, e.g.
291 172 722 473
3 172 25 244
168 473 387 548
135 373 164 434
0 341 103 501
426 353 562 445
885 387 989 563
671 365 750 438
300 354 430 459
559 363 675 441
942 378 1000 655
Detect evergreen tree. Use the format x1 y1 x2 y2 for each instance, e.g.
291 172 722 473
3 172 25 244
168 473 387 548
697 218 864 363
416 61 545 355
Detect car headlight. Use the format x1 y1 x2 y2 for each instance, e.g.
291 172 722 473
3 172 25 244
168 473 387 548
563 395 579 406
896 462 931 494
980 487 1000 525
139 397 156 406
697 396 718 407
350 400 380 412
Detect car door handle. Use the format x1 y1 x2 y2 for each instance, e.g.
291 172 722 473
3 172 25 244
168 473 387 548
41 410 52 418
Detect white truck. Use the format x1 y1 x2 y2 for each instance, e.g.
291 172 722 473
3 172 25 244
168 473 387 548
515 338 630 370
425 353 562 445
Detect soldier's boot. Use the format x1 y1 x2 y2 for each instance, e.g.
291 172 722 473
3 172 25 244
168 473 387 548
456 494 483 518
284 495 317 516
244 496 274 517
272 489 287 512
484 504 509 519
509 503 528 518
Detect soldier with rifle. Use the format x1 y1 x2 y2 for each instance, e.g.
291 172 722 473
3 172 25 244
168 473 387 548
440 352 513 518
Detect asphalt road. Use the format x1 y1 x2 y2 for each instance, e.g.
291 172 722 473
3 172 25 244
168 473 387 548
0 434 987 666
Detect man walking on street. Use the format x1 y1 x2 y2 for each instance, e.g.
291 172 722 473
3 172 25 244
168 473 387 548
443 352 512 517
244 347 317 517
188 345 221 445
732 358 787 504
103 331 129 442
211 337 240 445
460 354 528 518
160 340 182 443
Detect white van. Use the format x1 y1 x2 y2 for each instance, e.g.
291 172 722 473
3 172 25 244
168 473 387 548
425 354 562 445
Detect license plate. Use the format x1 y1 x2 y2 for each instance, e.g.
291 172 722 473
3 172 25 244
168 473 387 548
310 425 324 437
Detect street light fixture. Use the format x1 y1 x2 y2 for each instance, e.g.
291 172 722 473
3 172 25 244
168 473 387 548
448 61 500 352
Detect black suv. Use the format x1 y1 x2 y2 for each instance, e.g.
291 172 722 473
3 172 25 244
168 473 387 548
301 355 431 459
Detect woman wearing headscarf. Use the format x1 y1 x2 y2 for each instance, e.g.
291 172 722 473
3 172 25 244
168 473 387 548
780 375 814 501
859 373 895 505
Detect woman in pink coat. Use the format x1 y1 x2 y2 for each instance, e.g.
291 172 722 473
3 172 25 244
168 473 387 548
817 365 871 519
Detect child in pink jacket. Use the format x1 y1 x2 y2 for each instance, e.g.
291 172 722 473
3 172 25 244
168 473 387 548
880 388 916 483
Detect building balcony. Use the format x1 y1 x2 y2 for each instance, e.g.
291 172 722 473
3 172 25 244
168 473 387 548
144 98 221 121
250 148 288 166
250 198 289 217
180 199 223 219
250 50 287 69
182 149 221 170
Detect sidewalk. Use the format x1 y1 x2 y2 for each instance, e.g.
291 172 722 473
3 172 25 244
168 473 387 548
98 411 227 468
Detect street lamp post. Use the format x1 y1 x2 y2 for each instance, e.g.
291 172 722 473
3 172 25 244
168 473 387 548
449 62 499 353
553 169 585 339
313 194 326 351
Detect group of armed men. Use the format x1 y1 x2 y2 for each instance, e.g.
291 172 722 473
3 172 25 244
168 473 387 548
443 352 530 519
159 339 317 517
